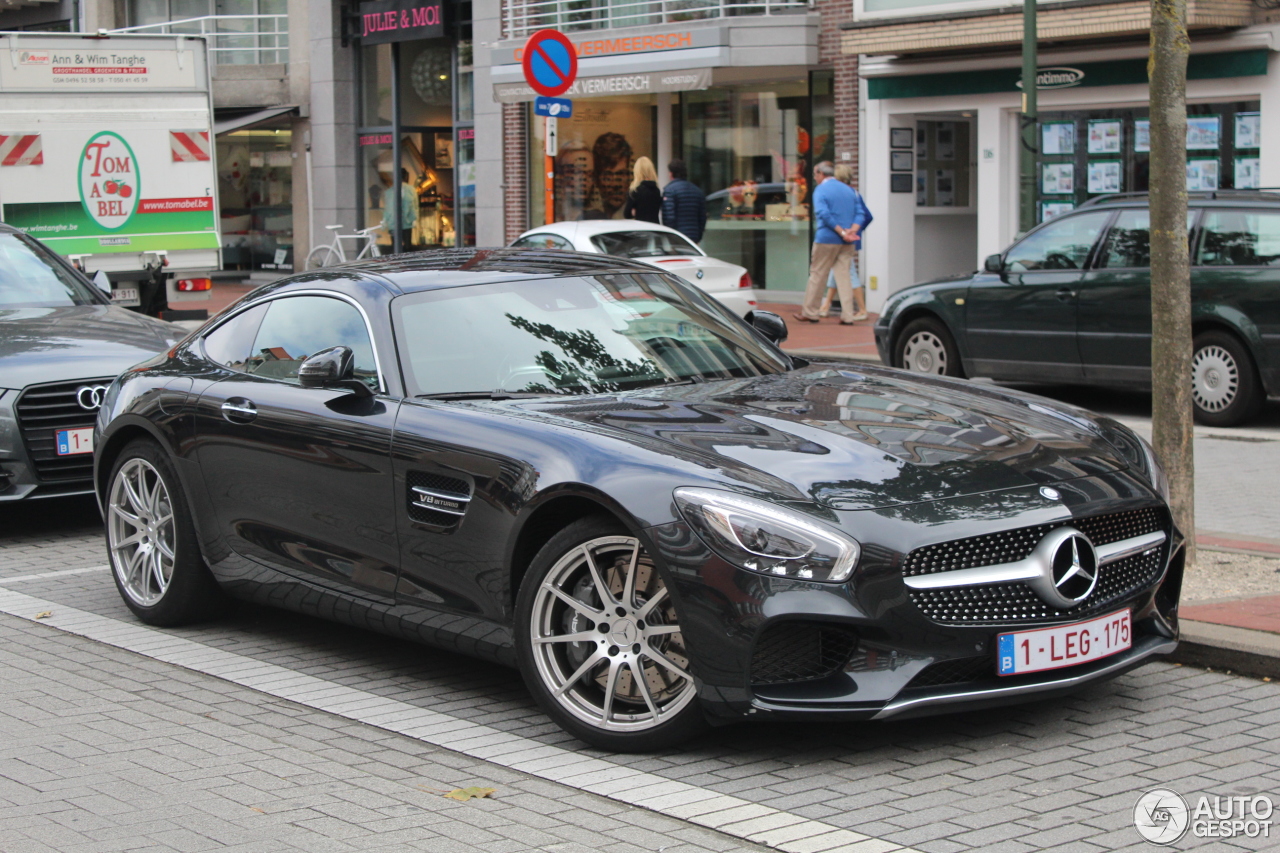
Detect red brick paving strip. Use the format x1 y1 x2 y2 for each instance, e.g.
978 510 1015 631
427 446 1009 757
1181 595 1280 635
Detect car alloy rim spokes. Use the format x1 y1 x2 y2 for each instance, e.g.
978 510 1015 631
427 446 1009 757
904 332 947 374
1191 345 1238 412
530 535 696 733
108 458 176 607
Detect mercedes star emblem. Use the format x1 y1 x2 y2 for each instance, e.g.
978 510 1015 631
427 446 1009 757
1040 486 1061 501
1024 527 1099 609
75 384 110 411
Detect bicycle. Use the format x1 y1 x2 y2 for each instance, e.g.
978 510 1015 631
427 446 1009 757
305 225 384 269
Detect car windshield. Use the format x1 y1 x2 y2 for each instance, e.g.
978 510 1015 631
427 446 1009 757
590 230 701 259
0 233 102 308
393 272 789 397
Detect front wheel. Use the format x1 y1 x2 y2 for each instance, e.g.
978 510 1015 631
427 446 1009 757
895 316 964 377
106 439 225 626
515 517 706 751
306 245 337 270
1191 330 1261 427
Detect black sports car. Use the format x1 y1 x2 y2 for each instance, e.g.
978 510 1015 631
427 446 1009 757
95 249 1182 751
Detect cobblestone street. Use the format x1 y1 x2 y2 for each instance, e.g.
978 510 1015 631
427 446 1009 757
2 500 1278 852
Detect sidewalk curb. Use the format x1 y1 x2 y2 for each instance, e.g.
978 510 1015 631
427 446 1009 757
1169 619 1280 680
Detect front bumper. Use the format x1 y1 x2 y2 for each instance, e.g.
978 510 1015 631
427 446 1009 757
873 321 891 364
646 474 1182 724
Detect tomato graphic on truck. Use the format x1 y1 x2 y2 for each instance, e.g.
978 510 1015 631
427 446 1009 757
79 131 141 230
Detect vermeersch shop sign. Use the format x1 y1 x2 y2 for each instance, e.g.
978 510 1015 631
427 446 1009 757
492 30 714 103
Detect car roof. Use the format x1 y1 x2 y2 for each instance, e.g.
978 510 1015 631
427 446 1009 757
1079 190 1280 208
293 247 677 294
520 220 692 239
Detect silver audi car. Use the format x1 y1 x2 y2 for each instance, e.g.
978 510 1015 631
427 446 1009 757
0 224 184 502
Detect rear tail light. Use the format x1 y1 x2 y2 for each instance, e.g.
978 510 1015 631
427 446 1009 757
738 272 753 289
176 278 212 292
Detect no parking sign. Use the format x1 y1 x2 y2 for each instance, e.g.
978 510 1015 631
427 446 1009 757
521 29 577 98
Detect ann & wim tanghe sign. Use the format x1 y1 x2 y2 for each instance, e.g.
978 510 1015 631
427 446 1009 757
358 0 444 45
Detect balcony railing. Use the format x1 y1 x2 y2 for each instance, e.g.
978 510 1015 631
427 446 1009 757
110 15 288 65
504 0 811 39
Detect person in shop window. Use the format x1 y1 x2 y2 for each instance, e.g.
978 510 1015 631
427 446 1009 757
624 156 662 224
661 159 707 244
795 160 871 325
587 132 634 219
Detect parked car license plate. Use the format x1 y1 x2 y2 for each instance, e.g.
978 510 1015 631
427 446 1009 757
111 287 141 307
56 427 95 456
996 609 1130 676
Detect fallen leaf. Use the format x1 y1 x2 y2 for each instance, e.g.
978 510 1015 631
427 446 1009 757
443 786 496 802
34 611 51 620
249 807 265 814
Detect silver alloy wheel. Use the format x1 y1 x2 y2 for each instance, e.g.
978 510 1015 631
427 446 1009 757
902 331 948 374
108 457 176 607
1192 344 1239 413
530 535 696 733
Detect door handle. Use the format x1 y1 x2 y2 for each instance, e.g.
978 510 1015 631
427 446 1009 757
221 398 257 423
1055 287 1077 302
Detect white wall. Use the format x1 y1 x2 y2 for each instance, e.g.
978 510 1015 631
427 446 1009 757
473 3 506 246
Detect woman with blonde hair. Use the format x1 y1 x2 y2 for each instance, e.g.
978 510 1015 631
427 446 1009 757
819 163 870 320
624 156 662 223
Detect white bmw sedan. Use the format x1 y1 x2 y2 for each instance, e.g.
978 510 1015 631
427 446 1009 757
510 221 756 317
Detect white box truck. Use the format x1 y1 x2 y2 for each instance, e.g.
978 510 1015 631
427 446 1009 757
0 32 220 318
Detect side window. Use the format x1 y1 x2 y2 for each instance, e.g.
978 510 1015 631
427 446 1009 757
201 302 269 370
1197 210 1280 267
245 295 379 388
514 233 572 250
1100 210 1151 269
1005 211 1110 271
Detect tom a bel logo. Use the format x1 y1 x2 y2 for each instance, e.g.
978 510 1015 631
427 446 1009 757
1134 788 1273 844
78 131 140 231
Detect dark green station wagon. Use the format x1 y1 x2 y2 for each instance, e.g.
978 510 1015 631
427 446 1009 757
874 191 1280 426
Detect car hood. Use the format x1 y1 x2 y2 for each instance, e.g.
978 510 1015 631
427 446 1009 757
508 364 1131 510
0 305 182 389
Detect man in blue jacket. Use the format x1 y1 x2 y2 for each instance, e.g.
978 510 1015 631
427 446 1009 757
795 161 873 325
660 159 707 244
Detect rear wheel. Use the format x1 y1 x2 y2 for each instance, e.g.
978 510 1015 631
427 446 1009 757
306 245 337 270
515 517 706 751
106 439 225 626
1191 330 1261 427
895 317 964 377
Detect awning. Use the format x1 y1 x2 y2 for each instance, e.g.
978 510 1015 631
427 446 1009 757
214 105 299 136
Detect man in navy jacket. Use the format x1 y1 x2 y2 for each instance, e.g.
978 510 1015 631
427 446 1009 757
660 159 707 244
795 161 873 325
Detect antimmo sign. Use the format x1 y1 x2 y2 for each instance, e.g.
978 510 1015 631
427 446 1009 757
358 0 444 45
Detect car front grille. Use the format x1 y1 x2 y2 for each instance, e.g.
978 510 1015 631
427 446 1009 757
904 508 1167 626
14 379 111 483
750 621 858 685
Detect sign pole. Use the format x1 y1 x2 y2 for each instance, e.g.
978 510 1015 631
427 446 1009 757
1019 0 1038 234
545 115 556 225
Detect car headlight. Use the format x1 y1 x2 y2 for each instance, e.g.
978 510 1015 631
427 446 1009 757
674 487 860 583
1097 418 1170 501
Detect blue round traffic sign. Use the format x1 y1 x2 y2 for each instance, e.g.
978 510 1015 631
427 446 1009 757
522 29 577 98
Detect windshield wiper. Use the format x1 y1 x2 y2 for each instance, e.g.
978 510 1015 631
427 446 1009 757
417 390 556 401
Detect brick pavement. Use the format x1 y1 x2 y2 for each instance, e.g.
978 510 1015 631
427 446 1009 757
3 502 1280 851
0 614 773 853
1182 596 1280 635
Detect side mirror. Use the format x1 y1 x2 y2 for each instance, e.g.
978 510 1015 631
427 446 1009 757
983 254 1004 274
93 270 112 294
298 346 373 397
744 309 788 345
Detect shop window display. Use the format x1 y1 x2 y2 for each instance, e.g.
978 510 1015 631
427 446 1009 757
530 96 656 224
685 73 832 292
217 129 293 271
1035 100 1260 223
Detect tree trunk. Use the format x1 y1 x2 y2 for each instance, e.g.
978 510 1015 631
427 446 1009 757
1148 0 1195 569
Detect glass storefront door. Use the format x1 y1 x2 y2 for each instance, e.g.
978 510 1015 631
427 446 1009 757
217 127 293 270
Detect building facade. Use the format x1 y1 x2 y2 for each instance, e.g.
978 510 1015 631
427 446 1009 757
845 0 1280 313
